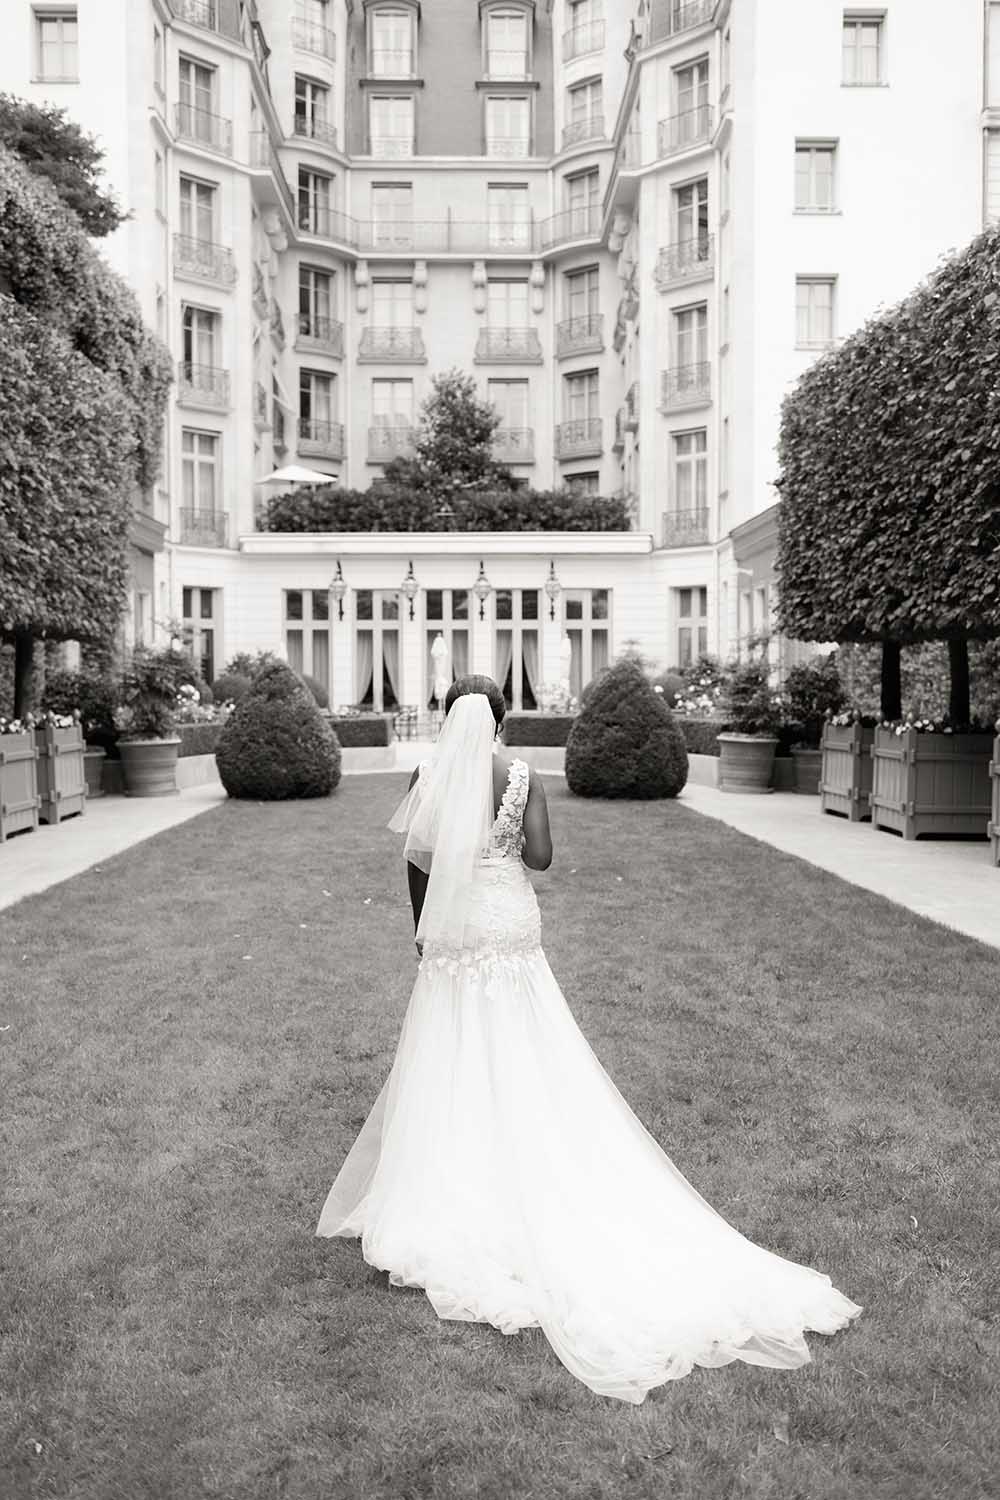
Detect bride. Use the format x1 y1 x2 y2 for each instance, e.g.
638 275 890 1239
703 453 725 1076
316 675 862 1404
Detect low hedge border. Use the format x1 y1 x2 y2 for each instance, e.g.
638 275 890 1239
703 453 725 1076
178 722 224 758
503 712 577 748
325 714 392 748
677 717 807 757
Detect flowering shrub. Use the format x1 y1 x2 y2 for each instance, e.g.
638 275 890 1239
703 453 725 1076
828 708 880 729
1 709 78 733
674 680 726 717
535 681 579 714
0 715 29 734
876 716 993 736
172 683 231 725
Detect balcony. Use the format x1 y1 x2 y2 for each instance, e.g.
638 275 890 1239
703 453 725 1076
654 234 715 290
254 381 269 430
612 408 626 451
474 327 543 363
540 206 602 250
292 14 335 59
174 101 232 156
554 418 603 460
625 381 639 431
493 428 535 463
179 507 228 547
368 48 416 77
660 362 712 410
649 0 714 44
177 361 230 410
369 135 414 159
657 105 715 158
295 313 344 356
169 0 241 41
292 114 339 150
172 233 236 286
298 204 359 246
486 136 532 159
298 418 345 459
358 327 426 362
562 116 605 150
249 132 295 219
562 19 605 60
662 507 710 548
555 314 604 357
368 425 415 462
270 301 286 349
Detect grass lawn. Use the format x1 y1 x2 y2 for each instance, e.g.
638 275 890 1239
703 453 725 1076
1 774 998 1500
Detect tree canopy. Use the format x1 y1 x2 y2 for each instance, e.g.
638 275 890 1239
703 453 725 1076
0 93 126 237
382 369 518 492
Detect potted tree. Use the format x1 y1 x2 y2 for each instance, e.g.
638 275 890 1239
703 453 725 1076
114 645 188 797
717 654 785 794
784 653 847 794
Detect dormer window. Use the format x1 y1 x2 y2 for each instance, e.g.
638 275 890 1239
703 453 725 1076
368 5 416 77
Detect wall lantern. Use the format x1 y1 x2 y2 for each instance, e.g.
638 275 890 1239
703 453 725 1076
400 559 419 621
472 559 493 621
329 559 347 621
543 560 562 621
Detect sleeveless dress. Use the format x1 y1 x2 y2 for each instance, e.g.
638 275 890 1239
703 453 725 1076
315 756 862 1404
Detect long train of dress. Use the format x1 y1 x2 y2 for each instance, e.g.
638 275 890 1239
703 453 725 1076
316 760 862 1403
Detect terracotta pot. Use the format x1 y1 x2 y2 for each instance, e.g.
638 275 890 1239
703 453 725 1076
118 737 181 797
717 733 778 794
83 746 106 798
791 745 823 795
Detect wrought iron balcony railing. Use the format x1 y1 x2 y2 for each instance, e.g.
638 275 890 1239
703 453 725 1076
292 15 335 59
297 204 358 244
486 136 531 159
649 0 713 44
662 507 710 548
657 104 715 157
177 361 230 408
175 101 233 155
172 233 236 285
368 48 416 76
296 313 344 355
654 234 715 289
493 427 535 462
179 507 228 547
540 206 602 249
555 314 604 357
660 362 712 410
298 418 345 458
368 425 415 461
358 326 426 361
562 19 605 61
475 327 543 363
370 135 414 158
562 116 605 149
554 418 603 459
292 114 338 149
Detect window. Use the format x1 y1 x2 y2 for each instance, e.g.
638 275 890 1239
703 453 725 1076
565 0 603 58
566 472 599 496
567 76 602 130
181 305 220 370
674 304 708 369
564 265 599 320
494 589 540 711
355 590 401 711
989 2 1000 107
181 429 220 512
564 368 599 420
369 7 414 76
371 182 414 247
842 12 884 85
369 95 414 156
372 377 414 426
674 177 708 246
486 9 528 77
488 378 529 432
676 587 708 669
672 429 707 513
294 76 331 138
565 169 599 233
673 58 709 142
133 590 152 648
372 278 413 326
283 589 330 693
299 265 335 336
487 183 530 249
563 588 610 699
987 131 1000 224
36 8 78 81
297 166 332 232
796 276 836 348
182 587 218 684
425 590 470 708
178 56 217 142
485 95 530 157
299 369 336 425
179 175 216 241
795 141 837 211
487 279 529 325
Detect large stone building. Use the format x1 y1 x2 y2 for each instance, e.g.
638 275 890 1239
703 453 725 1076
0 0 989 709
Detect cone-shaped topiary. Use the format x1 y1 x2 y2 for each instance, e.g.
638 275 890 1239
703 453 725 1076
565 657 689 799
215 659 341 799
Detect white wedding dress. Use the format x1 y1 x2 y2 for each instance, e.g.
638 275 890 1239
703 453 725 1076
316 757 862 1403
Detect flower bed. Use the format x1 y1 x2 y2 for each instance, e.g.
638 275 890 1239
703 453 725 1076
503 712 576 748
326 714 392 748
0 722 39 841
871 724 993 840
820 720 875 822
35 716 86 824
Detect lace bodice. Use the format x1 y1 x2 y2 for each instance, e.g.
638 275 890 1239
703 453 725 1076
418 756 530 864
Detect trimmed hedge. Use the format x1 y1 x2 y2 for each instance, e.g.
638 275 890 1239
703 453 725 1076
565 658 688 799
676 717 727 756
503 712 576 747
261 485 631 534
210 671 252 705
326 714 392 748
216 661 341 799
178 722 223 758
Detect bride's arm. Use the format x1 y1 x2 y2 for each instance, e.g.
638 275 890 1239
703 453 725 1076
521 768 553 871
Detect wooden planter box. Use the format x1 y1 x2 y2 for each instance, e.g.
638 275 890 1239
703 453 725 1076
0 730 40 842
989 735 1000 865
871 727 992 840
820 722 875 821
35 722 87 824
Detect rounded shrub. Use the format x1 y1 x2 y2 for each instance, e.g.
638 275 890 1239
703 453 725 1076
215 660 341 800
300 672 329 708
565 657 689 799
211 671 252 705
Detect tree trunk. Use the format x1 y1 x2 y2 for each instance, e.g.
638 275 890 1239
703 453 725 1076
880 639 902 720
948 636 970 725
13 630 37 719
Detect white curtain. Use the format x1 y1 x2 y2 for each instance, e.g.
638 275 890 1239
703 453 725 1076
568 628 582 701
355 630 374 706
451 628 469 679
382 629 400 707
312 630 329 696
494 630 514 706
521 630 539 708
286 629 304 675
591 628 609 679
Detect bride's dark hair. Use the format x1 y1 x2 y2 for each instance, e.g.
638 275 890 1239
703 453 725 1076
445 674 506 729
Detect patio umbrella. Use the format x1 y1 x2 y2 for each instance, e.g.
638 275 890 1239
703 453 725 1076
257 464 338 484
430 632 451 709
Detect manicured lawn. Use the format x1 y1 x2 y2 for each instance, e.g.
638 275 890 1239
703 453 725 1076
1 775 998 1500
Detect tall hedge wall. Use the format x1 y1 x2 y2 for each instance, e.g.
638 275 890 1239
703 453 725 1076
260 485 631 533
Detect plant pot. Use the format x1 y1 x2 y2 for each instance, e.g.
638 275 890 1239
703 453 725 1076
84 746 106 798
0 730 40 841
36 723 87 823
791 745 823 795
717 734 778 794
820 722 874 821
871 726 992 840
118 737 181 797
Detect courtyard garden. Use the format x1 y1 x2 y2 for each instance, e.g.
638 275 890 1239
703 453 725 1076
1 775 998 1500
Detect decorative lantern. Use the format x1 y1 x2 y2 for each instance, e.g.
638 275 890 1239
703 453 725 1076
472 559 493 621
400 559 419 621
329 560 347 621
543 560 561 621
